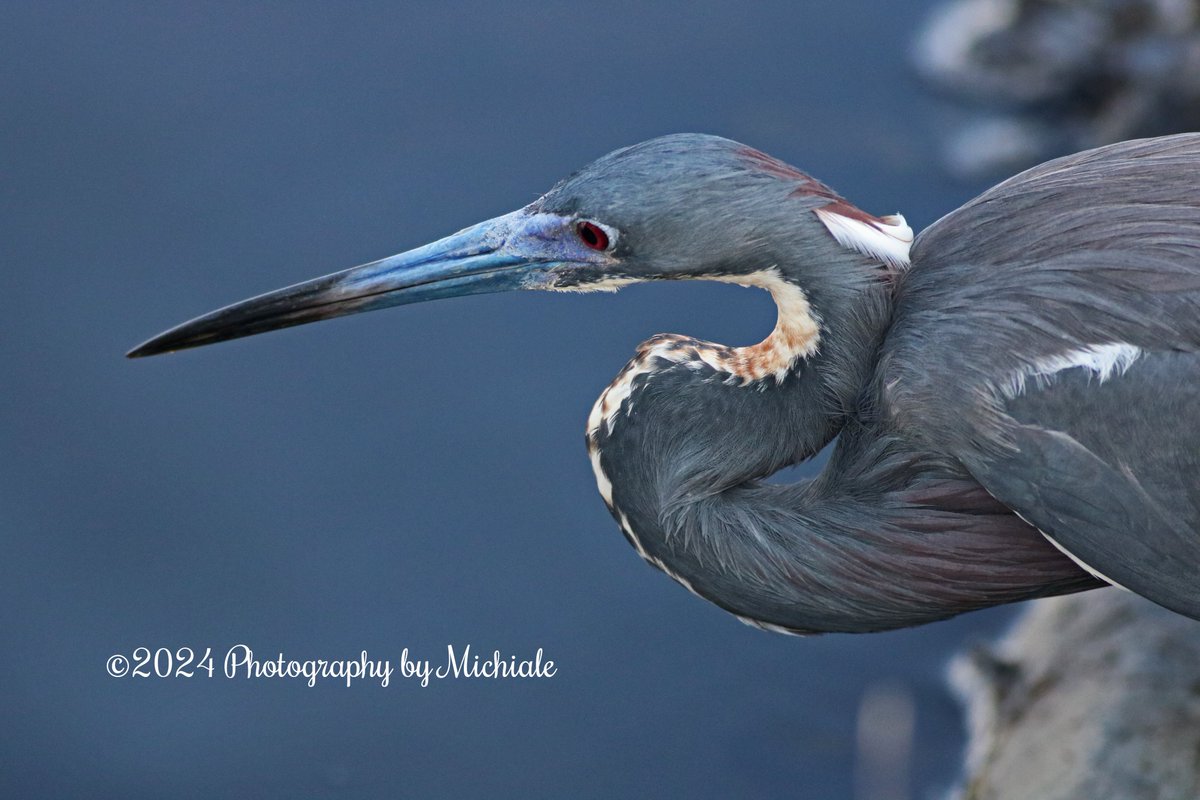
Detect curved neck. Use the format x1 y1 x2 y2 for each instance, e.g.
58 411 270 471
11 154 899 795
586 261 1100 632
593 409 1101 633
588 264 894 499
580 184 1097 633
705 270 822 383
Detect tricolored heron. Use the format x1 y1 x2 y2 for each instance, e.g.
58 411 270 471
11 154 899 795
129 133 1200 634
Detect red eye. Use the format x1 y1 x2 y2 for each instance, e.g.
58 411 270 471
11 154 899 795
576 220 609 251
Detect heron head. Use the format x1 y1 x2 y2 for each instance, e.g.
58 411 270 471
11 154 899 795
128 134 906 358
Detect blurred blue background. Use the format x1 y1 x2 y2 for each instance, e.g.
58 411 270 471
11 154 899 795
2 2 1018 797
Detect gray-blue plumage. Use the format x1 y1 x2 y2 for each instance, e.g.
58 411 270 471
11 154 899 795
128 133 1200 634
884 135 1200 621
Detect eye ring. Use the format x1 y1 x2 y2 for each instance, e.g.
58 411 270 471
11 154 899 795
576 220 610 251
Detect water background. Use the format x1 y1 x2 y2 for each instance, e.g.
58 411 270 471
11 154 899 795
2 3 1018 797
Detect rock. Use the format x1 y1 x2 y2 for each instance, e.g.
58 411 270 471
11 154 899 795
948 589 1200 800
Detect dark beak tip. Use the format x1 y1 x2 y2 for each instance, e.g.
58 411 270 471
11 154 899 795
123 211 534 361
126 336 181 359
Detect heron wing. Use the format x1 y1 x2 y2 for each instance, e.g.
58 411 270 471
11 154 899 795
884 133 1200 617
964 352 1200 617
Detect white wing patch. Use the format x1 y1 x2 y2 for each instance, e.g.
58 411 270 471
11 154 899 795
814 209 913 270
1002 343 1142 399
735 615 805 636
980 487 1132 592
1040 531 1131 592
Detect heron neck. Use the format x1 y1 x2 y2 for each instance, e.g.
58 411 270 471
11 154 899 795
596 416 1100 634
583 249 1097 633
704 270 822 383
589 257 894 492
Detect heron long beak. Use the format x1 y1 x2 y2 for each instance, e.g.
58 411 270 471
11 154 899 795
127 209 573 358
